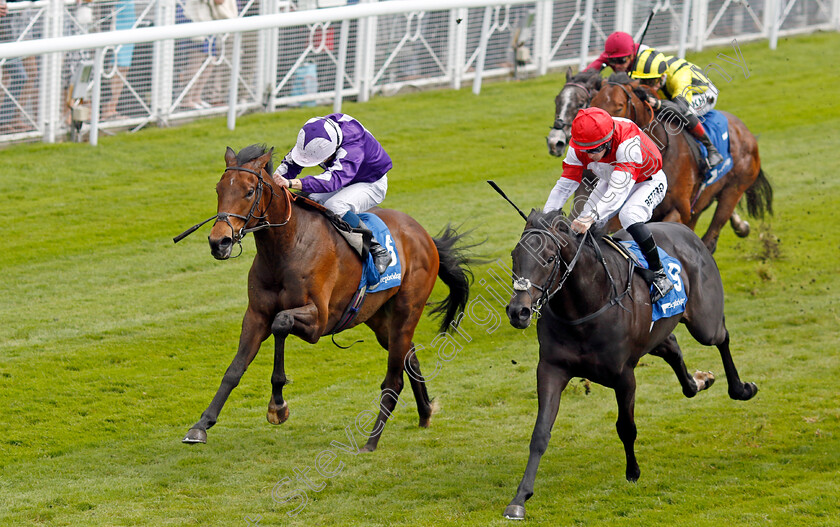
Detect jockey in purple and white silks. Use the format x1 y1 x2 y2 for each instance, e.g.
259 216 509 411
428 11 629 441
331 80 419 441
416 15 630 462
272 113 392 274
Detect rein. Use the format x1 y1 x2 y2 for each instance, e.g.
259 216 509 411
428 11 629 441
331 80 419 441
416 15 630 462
172 166 293 252
513 228 634 325
609 81 638 123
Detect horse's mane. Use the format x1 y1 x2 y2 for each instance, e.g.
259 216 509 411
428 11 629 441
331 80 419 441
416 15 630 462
236 143 275 175
528 209 609 240
607 72 632 85
570 70 601 84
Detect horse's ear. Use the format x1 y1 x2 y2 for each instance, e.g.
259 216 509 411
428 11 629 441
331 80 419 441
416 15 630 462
566 67 573 81
255 148 274 169
224 146 236 167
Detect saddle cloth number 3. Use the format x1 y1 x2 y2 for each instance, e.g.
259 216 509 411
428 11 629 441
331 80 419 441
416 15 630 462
384 234 397 269
666 262 683 292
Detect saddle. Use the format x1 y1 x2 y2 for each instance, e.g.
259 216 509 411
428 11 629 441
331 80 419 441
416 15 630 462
290 192 373 262
601 235 657 284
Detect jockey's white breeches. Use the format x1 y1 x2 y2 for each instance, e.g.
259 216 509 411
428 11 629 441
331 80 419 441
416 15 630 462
589 169 668 228
307 174 388 217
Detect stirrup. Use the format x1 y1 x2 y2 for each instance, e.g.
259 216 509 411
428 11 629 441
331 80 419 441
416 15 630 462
650 271 674 303
370 242 391 274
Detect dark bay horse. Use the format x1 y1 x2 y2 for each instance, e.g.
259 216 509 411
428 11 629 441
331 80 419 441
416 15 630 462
179 145 474 451
590 78 773 253
502 210 757 520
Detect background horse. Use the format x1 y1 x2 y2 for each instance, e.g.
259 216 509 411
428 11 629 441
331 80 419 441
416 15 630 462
502 210 757 520
180 145 475 452
546 68 603 157
590 77 773 253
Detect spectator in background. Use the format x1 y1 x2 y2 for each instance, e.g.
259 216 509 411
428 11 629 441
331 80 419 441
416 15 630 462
0 0 28 134
176 0 214 110
102 0 136 119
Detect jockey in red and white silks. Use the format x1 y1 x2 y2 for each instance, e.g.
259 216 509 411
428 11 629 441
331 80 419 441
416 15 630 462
544 107 674 302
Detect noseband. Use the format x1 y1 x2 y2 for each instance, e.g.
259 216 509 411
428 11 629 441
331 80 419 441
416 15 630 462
172 165 292 251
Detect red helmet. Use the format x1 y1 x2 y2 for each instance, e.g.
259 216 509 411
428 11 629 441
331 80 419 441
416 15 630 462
570 108 614 150
604 31 636 58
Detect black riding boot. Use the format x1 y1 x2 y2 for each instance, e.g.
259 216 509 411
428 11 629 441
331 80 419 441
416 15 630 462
697 132 724 169
626 223 674 303
357 220 392 274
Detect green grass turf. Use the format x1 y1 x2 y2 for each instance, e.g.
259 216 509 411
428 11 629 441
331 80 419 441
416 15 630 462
1 32 838 526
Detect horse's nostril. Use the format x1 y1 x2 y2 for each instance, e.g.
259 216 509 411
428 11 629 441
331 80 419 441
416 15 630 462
219 237 232 248
519 307 531 320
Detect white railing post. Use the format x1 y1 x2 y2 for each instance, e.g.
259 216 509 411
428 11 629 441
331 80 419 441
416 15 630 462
260 0 279 112
90 47 104 146
678 0 692 58
472 6 492 95
449 7 468 90
578 0 594 70
357 0 378 103
534 0 553 75
227 32 242 130
616 0 634 33
767 0 780 49
333 19 350 113
41 0 64 143
152 0 175 125
693 0 708 51
834 0 840 30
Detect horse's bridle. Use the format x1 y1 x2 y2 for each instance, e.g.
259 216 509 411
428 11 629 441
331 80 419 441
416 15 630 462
172 165 292 253
552 82 593 130
513 228 590 318
512 227 634 325
608 81 638 123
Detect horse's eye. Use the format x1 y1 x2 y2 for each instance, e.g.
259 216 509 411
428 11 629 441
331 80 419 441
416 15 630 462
245 189 255 198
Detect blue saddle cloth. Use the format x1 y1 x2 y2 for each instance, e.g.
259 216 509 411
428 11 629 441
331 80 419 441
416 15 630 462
358 212 402 292
619 241 688 322
696 109 734 185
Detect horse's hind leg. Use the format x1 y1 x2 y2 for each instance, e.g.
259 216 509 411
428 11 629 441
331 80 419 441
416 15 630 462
371 325 433 428
684 319 758 401
713 330 758 401
504 360 570 520
405 348 434 428
650 333 715 398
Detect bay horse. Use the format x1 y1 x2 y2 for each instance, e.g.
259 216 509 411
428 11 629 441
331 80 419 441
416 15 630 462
590 77 773 253
502 210 758 520
179 145 475 452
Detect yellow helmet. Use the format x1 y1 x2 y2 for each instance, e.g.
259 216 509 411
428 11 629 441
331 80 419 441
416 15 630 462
631 49 668 79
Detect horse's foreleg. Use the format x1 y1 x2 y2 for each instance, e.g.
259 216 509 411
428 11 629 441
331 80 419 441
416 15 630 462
183 310 270 444
714 330 759 401
504 360 570 520
614 370 640 482
650 334 715 398
267 305 320 425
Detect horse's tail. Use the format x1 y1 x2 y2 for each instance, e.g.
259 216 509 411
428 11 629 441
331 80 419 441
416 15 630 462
428 224 479 334
743 168 774 219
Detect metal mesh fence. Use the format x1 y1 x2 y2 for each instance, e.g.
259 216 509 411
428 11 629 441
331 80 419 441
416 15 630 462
0 0 837 144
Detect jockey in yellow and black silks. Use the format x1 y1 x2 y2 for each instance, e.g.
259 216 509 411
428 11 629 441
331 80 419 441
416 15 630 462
630 47 724 169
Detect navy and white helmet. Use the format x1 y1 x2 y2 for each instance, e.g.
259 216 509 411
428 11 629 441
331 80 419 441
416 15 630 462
290 117 344 167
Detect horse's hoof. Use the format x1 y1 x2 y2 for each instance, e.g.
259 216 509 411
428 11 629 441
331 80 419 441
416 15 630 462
359 444 376 453
267 402 289 425
503 504 526 520
418 417 431 428
182 428 207 444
